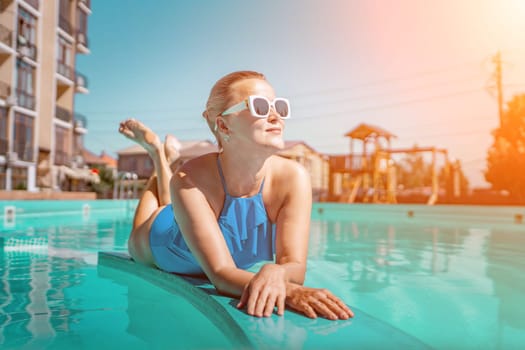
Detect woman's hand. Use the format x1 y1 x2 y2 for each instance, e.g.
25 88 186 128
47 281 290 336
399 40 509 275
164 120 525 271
237 264 287 317
286 284 354 320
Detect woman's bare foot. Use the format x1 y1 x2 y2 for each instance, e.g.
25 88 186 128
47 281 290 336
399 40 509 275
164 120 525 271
164 135 181 164
119 118 161 155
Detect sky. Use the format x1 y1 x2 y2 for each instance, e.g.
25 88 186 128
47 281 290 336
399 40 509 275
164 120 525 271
75 0 525 188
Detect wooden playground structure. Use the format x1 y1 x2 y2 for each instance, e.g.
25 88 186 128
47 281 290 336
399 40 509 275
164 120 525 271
328 123 460 205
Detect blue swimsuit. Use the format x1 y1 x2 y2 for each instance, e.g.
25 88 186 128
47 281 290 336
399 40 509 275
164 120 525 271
149 157 276 275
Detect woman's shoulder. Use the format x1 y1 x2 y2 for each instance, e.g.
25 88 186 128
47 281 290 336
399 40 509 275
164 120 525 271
172 152 219 187
268 155 311 186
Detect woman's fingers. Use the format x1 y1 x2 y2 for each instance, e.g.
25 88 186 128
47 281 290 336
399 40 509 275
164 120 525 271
253 290 269 317
246 289 260 316
263 294 278 317
276 294 285 316
326 293 354 318
237 285 249 309
310 299 338 320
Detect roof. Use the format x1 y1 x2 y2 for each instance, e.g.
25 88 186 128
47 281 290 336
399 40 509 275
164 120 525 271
117 140 219 159
344 123 396 140
82 149 117 168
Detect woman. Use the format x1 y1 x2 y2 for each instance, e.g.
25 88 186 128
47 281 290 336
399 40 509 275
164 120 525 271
119 70 353 320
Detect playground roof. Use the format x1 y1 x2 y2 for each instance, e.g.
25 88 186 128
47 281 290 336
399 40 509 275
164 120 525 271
344 123 396 140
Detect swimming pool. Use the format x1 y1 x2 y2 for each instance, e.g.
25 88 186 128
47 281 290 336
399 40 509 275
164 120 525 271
1 200 524 349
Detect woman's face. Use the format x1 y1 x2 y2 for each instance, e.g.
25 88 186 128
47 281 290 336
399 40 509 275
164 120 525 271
219 78 286 151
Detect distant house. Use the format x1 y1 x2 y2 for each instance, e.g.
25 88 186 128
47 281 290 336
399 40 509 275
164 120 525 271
116 139 328 200
116 140 218 179
82 149 117 169
278 141 329 201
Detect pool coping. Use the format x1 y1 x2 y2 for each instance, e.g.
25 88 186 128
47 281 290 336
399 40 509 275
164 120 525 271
98 251 254 349
98 252 433 350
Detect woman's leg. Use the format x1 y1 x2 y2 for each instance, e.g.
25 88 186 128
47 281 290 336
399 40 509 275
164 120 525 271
118 119 180 265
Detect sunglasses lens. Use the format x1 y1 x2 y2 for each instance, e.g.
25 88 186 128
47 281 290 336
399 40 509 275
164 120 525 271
275 100 289 118
252 97 270 117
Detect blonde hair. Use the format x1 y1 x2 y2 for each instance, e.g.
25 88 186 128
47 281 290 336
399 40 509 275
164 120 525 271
203 70 266 148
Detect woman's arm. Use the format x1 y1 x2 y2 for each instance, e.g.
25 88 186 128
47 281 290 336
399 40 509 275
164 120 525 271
273 160 312 284
169 164 255 296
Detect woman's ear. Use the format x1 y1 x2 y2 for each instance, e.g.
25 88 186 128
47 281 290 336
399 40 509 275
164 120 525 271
215 117 230 135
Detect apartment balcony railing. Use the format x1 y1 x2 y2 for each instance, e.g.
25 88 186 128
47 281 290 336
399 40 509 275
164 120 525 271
78 0 90 10
14 141 34 162
76 31 89 48
0 138 7 154
74 113 87 129
0 81 10 100
17 35 37 61
55 149 69 166
59 15 73 35
0 23 12 47
57 60 74 81
75 72 88 92
55 105 72 123
23 0 39 11
16 88 35 110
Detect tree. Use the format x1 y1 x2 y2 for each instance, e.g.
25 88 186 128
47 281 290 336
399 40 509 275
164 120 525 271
485 94 525 201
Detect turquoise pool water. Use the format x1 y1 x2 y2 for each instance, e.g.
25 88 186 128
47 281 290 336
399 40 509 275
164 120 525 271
1 200 524 349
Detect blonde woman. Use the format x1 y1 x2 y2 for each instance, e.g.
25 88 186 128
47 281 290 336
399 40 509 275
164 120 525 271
119 71 353 320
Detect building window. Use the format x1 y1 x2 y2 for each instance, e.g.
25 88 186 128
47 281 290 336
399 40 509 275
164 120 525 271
17 6 37 60
13 112 34 162
11 166 28 190
77 8 87 34
55 125 69 166
57 36 73 79
59 0 73 34
15 59 36 110
0 107 7 154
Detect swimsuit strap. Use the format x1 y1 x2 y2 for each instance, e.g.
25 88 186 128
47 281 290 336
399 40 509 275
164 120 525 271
216 156 266 197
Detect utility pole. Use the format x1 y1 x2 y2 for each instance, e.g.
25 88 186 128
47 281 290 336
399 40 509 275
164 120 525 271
492 51 504 126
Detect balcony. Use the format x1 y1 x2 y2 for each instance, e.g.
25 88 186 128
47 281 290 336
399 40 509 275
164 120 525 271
0 80 10 100
16 88 35 110
59 15 73 35
74 113 87 130
22 0 39 11
57 60 74 81
78 0 91 12
76 31 89 53
55 105 72 123
0 23 12 48
75 71 88 93
17 35 37 61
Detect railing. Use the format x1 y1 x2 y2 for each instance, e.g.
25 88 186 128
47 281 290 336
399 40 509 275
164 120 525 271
14 141 33 162
0 138 7 154
57 60 74 80
75 71 88 89
22 0 39 11
54 149 69 166
55 105 72 123
76 31 89 48
0 23 12 47
74 113 87 129
16 88 35 110
17 35 37 61
78 0 90 10
59 15 72 34
0 81 10 100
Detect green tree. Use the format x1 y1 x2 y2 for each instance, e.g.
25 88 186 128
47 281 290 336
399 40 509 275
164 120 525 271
89 165 115 199
485 94 525 201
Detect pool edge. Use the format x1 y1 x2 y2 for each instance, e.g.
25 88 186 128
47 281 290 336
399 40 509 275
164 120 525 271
97 251 254 349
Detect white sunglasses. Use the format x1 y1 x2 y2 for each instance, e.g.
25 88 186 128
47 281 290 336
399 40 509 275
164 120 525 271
220 95 291 119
